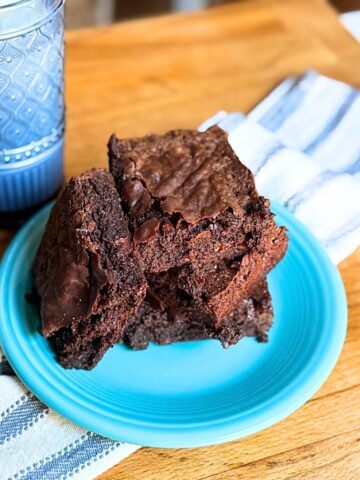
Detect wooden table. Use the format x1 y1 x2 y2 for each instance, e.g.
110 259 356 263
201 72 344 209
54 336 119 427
1 0 360 477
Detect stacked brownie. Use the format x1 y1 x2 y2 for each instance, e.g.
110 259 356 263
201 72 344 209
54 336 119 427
33 126 288 369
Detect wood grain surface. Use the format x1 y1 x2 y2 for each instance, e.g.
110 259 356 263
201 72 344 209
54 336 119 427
1 0 359 478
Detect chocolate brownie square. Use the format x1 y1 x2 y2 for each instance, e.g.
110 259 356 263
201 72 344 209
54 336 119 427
33 169 146 369
109 126 287 321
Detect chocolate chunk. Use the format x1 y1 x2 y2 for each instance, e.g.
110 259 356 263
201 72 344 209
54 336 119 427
134 217 160 243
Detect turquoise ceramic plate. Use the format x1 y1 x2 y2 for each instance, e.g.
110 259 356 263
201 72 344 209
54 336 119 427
0 203 347 447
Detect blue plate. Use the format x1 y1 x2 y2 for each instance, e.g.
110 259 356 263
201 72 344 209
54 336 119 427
0 203 347 448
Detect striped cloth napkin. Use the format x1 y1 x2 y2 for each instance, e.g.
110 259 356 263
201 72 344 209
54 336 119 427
200 71 360 264
1 71 359 480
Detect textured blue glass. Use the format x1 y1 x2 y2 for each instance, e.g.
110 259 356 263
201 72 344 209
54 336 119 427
0 0 64 212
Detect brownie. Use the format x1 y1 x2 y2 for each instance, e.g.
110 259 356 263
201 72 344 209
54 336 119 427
32 169 146 369
33 127 288 370
109 126 287 320
122 270 272 350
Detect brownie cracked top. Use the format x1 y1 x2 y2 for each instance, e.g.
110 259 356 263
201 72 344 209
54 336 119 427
108 126 257 224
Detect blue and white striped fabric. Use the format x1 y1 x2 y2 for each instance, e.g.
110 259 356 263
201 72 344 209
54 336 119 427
0 352 139 480
200 71 360 264
1 71 359 480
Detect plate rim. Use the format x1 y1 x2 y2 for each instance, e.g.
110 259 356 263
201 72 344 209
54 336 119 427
0 202 348 447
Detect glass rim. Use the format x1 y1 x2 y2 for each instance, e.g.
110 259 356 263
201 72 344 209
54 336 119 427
0 0 32 9
0 0 64 40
